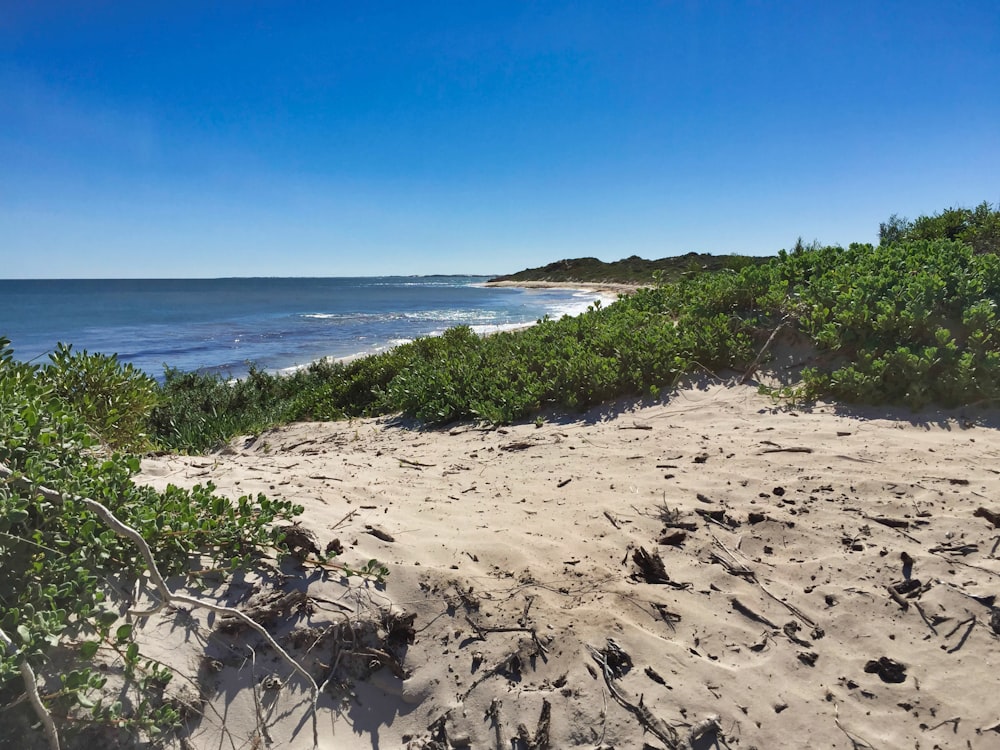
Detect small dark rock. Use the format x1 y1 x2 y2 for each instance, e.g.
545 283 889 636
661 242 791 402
864 656 907 683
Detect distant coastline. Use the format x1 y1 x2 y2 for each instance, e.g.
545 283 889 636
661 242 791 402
482 279 643 295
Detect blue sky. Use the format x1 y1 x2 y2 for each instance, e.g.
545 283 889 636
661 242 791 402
2 1 998 278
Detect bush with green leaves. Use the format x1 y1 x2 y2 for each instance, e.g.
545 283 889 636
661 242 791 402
0 337 304 744
880 201 1000 255
39 343 161 452
791 239 1000 407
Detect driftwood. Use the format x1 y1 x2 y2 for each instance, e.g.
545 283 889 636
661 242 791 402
687 714 722 747
731 597 778 629
0 627 60 750
865 515 910 530
974 507 1000 528
885 584 910 612
486 698 506 750
365 524 395 542
515 699 552 750
218 589 310 632
588 641 680 749
633 547 690 589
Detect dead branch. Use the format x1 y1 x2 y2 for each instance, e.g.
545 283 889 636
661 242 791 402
0 462 320 749
731 598 778 629
588 643 680 749
486 698 506 750
398 456 436 469
740 319 789 384
835 719 879 750
0 626 60 750
686 714 722 747
885 584 910 612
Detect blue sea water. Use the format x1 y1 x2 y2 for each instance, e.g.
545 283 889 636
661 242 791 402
0 277 610 379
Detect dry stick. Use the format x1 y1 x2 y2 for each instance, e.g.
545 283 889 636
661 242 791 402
739 319 788 385
246 644 274 749
913 601 939 635
596 686 608 748
885 584 910 612
317 611 355 696
587 645 680 749
835 719 879 750
931 552 1000 579
464 615 549 655
0 463 321 750
710 532 817 629
0 626 60 750
731 598 779 629
486 698 505 750
757 579 817 629
398 456 436 468
925 717 961 732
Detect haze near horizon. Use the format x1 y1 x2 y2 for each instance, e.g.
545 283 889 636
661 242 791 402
2 1 998 279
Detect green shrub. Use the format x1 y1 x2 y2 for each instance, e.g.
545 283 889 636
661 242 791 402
137 230 1000 439
40 343 161 452
0 338 303 742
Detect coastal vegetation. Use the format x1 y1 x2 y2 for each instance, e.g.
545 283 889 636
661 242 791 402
149 203 1000 449
2 201 1000 744
488 251 767 285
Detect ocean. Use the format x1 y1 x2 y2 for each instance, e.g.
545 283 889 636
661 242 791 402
0 277 611 380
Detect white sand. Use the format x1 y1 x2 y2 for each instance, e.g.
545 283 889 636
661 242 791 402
137 382 1000 749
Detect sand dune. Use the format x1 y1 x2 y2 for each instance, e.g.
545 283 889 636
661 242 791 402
138 382 1000 749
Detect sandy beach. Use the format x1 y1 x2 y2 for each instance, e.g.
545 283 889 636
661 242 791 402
135 381 1000 749
483 280 644 296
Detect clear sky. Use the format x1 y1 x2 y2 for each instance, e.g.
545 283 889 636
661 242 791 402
2 1 998 278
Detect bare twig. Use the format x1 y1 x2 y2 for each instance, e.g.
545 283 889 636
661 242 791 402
0 626 60 750
913 602 938 635
740 319 788 384
1 462 320 749
486 698 505 750
731 598 778 629
835 719 878 749
588 643 680 749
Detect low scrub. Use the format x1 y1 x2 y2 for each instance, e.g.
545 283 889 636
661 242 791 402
0 338 304 742
144 232 1000 448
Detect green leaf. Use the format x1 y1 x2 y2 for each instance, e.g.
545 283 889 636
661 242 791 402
16 624 31 644
76 693 95 708
80 641 100 659
115 623 133 642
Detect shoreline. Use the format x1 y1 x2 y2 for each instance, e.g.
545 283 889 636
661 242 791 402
277 284 622 376
483 279 645 295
